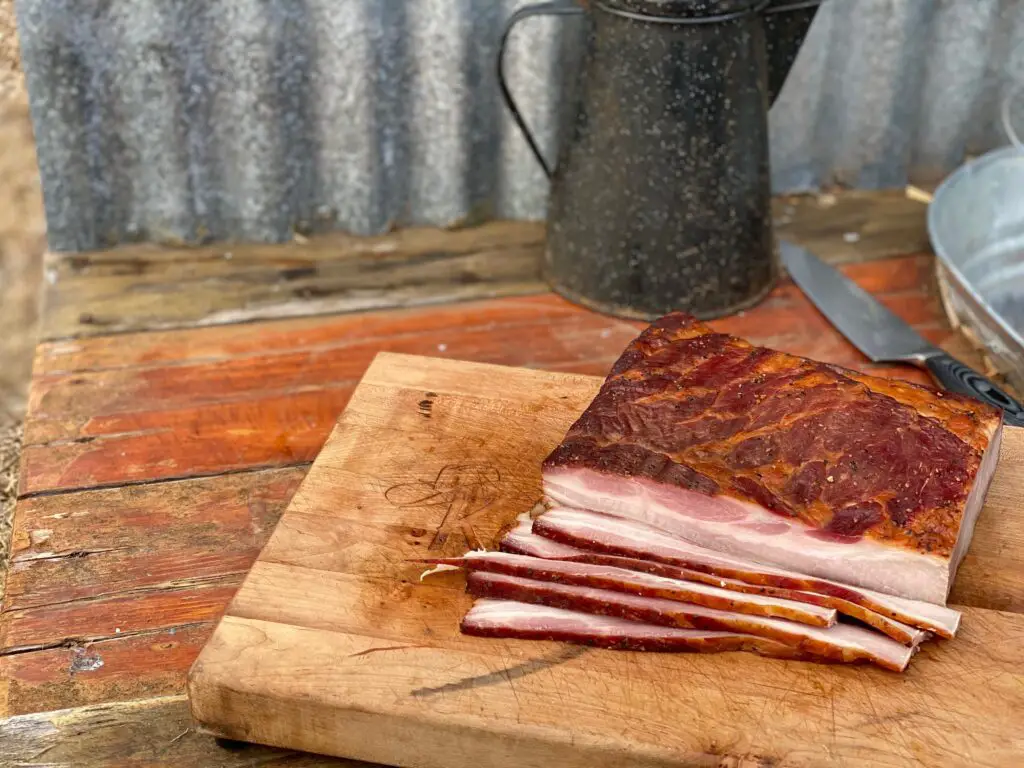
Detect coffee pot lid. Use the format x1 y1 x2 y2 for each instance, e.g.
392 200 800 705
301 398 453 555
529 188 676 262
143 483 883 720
597 0 768 21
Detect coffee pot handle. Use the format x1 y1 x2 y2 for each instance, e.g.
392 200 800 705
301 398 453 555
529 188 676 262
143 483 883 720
497 1 584 180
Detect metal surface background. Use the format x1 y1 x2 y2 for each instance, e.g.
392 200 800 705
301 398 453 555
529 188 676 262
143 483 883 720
15 0 1024 252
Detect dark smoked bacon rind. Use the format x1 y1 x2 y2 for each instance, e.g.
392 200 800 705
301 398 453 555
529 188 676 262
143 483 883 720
462 599 812 660
542 312 1002 603
835 368 997 451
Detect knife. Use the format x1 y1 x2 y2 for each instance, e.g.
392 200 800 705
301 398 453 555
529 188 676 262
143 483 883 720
779 240 1024 427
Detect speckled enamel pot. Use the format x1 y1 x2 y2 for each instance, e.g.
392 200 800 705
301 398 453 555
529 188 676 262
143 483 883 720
499 0 820 319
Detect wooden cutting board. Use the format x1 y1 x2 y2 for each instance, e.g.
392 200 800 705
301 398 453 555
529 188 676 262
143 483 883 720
188 352 1024 767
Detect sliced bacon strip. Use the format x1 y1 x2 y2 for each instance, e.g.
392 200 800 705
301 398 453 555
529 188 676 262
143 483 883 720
434 550 836 626
499 519 928 646
467 572 915 672
533 506 959 640
462 599 810 660
501 516 581 558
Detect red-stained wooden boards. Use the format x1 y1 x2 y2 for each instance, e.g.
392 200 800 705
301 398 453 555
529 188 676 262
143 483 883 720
19 256 948 496
4 468 305 612
0 469 304 715
188 353 1024 768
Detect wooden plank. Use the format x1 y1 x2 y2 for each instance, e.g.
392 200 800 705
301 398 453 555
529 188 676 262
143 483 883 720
40 221 546 340
0 468 304 715
33 253 939 378
29 254 943 378
23 302 642 446
40 191 927 340
31 293 623 376
0 579 238 718
18 389 345 494
4 468 304 611
19 257 949 495
0 695 362 766
1 582 238 654
0 624 214 717
774 190 931 267
188 353 1024 767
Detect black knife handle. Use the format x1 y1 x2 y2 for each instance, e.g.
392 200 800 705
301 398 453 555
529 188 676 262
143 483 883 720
924 352 1024 427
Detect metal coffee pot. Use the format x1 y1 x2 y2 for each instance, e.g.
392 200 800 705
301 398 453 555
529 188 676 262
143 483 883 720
499 0 821 319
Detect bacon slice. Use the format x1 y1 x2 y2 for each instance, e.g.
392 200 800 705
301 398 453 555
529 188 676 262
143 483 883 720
467 572 916 672
531 507 959 640
501 516 582 558
499 517 930 645
462 599 810 659
435 550 836 626
541 312 1002 604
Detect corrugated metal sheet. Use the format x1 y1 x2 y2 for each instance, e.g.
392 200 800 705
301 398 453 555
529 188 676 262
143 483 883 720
15 0 1024 252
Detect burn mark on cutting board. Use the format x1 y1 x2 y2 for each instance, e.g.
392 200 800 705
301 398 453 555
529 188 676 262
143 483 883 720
418 391 437 418
385 463 503 552
411 645 588 697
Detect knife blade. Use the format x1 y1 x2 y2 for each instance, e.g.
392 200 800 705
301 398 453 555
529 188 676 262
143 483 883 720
779 239 1024 426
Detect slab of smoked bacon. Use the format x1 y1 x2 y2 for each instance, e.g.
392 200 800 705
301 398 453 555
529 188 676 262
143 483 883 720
542 312 1003 604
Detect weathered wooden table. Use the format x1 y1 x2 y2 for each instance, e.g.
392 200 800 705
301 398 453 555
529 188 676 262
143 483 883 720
0 191 1004 765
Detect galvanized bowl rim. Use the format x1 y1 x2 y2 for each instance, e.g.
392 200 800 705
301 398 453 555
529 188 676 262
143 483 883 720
927 144 1024 352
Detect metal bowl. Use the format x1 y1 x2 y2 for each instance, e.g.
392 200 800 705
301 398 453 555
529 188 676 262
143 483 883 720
928 145 1024 393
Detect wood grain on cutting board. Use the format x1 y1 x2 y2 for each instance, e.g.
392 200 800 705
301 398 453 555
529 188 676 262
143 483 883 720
188 353 1024 768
